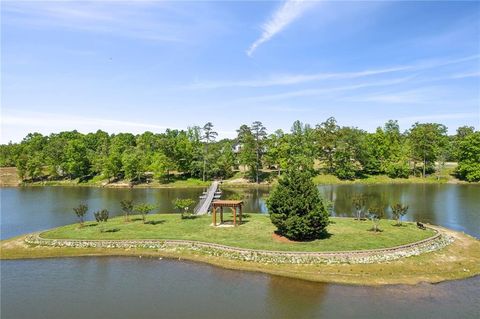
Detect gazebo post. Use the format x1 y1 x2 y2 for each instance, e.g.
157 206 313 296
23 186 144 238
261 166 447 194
213 206 216 226
233 207 237 226
220 207 223 223
239 205 242 224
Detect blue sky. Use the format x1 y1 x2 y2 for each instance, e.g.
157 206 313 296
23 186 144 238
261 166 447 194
1 0 479 143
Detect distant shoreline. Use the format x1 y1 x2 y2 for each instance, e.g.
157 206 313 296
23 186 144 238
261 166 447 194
2 167 478 188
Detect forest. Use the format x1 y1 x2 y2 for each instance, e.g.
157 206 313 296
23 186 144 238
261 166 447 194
1 118 479 183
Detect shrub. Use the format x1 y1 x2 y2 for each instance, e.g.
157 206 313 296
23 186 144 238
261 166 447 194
266 169 329 241
385 161 410 178
94 209 109 223
134 203 157 223
173 198 195 219
457 162 480 182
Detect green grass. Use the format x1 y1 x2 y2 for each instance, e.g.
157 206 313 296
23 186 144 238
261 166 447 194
312 174 452 185
41 214 435 252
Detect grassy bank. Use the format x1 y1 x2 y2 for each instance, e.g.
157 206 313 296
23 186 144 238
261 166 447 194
1 225 479 286
312 174 456 185
40 215 434 252
4 166 478 189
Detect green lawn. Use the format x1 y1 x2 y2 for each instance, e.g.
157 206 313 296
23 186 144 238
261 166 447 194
41 214 435 252
312 173 452 185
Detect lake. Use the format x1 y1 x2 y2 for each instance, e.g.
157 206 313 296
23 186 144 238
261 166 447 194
1 184 479 318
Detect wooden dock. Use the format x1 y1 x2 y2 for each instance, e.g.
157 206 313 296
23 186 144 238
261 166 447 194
194 181 220 215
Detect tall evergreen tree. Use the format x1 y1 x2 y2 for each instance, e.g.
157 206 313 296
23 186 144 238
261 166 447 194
267 169 329 241
250 121 267 183
201 122 218 181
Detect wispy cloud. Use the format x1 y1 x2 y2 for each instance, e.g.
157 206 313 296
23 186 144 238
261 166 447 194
189 54 479 89
246 0 315 57
189 66 409 89
2 112 171 131
1 1 216 43
396 112 479 123
450 71 480 79
238 76 413 102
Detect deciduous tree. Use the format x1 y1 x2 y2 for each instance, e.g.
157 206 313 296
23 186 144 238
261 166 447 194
73 203 88 227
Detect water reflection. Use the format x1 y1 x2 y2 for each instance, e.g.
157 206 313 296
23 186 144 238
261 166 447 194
266 275 327 318
1 258 479 319
1 184 479 239
318 184 480 237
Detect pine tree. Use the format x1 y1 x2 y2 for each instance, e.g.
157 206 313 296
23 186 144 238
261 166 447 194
266 169 329 240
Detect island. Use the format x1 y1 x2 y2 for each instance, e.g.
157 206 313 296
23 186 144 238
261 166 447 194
2 212 479 286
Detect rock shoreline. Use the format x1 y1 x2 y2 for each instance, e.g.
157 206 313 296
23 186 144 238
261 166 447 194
25 228 453 264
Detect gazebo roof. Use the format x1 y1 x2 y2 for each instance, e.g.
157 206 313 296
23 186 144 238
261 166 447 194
212 200 243 207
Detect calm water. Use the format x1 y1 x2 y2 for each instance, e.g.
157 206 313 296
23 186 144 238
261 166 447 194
1 184 478 239
1 185 479 318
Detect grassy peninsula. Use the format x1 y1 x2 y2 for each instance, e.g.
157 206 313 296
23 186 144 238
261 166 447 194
39 214 435 252
1 219 479 286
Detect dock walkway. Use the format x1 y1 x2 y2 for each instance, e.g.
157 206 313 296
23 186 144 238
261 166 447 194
193 181 219 215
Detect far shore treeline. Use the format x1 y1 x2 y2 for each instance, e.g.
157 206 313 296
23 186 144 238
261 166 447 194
1 118 479 183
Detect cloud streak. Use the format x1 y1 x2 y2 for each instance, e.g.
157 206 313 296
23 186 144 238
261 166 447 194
189 66 410 89
1 1 213 43
238 76 414 103
246 0 314 56
190 54 479 89
396 112 479 123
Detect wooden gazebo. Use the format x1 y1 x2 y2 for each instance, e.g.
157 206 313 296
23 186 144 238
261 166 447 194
212 200 243 227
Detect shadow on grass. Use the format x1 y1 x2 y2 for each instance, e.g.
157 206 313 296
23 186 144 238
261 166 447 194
84 223 99 227
391 223 408 227
102 228 120 233
181 215 198 220
145 220 165 225
131 218 143 222
367 228 384 233
218 218 250 225
273 230 332 242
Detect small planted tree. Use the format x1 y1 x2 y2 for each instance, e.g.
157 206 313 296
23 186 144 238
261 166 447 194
120 199 134 222
173 198 195 219
391 203 409 225
94 209 109 223
266 169 329 241
134 203 156 224
94 209 109 232
352 195 366 221
368 206 384 232
73 203 88 227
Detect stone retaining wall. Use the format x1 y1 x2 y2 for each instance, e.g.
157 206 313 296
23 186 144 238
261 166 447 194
25 229 453 264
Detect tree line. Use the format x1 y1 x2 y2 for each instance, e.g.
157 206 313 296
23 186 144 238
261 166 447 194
0 118 478 182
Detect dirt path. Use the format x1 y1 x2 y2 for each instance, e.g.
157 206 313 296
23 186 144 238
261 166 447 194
0 167 20 186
